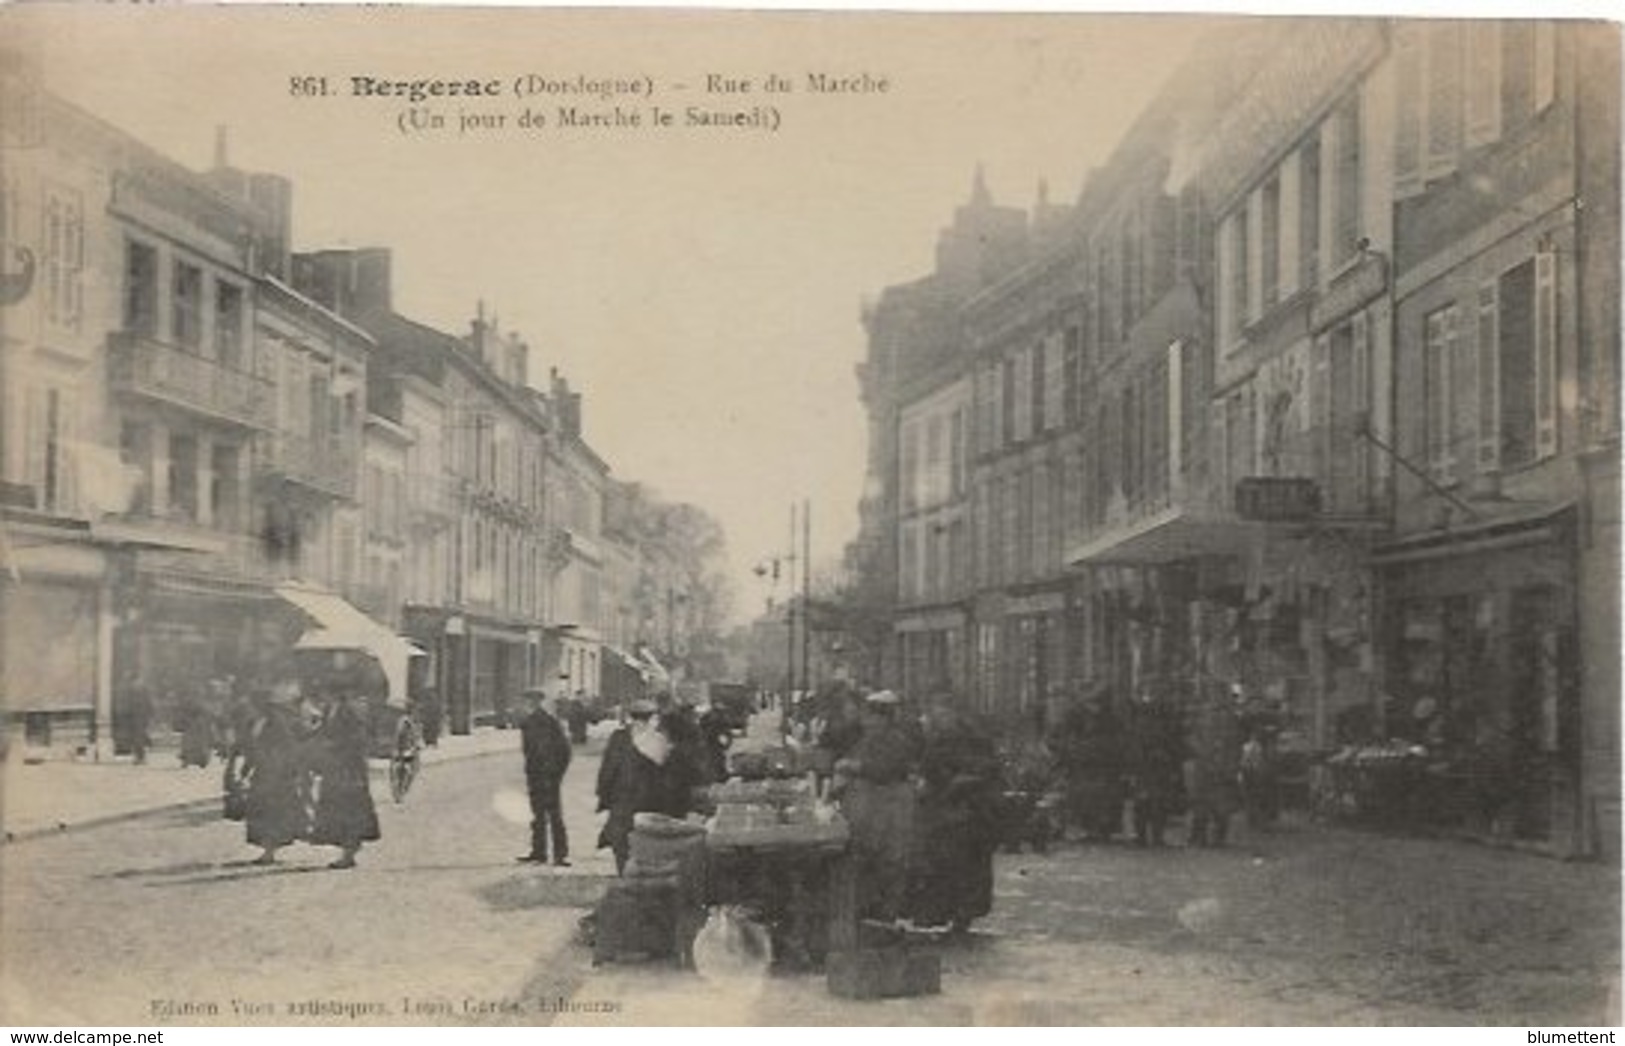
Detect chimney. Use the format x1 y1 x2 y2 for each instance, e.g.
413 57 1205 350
507 336 529 388
470 301 491 363
246 172 292 280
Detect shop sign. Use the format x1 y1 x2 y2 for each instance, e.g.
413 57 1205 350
1235 477 1322 522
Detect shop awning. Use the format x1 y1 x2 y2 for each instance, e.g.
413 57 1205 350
635 647 671 684
274 581 422 707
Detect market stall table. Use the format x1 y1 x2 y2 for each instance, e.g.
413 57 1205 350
704 806 856 970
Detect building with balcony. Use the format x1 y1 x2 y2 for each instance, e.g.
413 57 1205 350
1171 19 1397 749
1375 20 1619 855
252 274 371 601
294 250 553 733
359 410 410 628
0 61 395 754
2 52 131 753
538 369 608 702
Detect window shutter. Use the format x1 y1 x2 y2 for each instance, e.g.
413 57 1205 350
1312 333 1332 485
1535 249 1558 458
1045 332 1065 431
1246 187 1265 323
1279 153 1301 301
1449 300 1477 473
1211 400 1229 495
1217 215 1236 350
1534 22 1557 112
1466 22 1503 148
1425 309 1454 483
1476 279 1500 470
1351 312 1372 499
61 394 80 515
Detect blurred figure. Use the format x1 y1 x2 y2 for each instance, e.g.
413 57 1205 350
243 683 310 865
908 696 1001 933
309 690 381 870
123 676 154 765
565 689 592 746
177 681 219 769
1126 685 1185 847
417 686 443 748
836 689 919 923
1186 683 1244 848
1052 685 1128 841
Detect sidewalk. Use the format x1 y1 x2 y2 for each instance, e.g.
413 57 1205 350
1 726 521 844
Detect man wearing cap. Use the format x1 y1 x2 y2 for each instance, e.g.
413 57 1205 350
518 686 572 866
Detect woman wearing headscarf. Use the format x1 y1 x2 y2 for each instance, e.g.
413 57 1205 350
308 690 381 869
242 683 310 865
835 689 920 923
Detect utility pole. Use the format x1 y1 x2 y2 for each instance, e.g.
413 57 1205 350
801 498 811 695
784 502 797 709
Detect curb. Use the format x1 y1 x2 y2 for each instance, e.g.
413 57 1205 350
1 741 518 847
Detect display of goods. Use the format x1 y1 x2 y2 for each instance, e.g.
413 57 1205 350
631 811 709 836
630 824 707 873
709 803 779 833
706 817 849 851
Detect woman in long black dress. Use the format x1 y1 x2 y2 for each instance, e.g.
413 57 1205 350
243 686 310 864
908 697 1002 932
309 692 381 869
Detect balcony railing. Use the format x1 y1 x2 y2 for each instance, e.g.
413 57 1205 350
109 332 273 431
263 431 358 500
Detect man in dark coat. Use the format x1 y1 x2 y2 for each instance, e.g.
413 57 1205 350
595 699 692 873
518 687 572 866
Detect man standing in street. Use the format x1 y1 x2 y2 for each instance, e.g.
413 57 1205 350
518 686 572 867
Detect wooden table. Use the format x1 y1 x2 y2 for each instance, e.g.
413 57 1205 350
704 819 855 970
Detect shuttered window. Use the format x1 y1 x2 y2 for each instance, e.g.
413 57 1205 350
1424 304 1460 483
1476 280 1501 470
1044 331 1066 431
1534 250 1558 458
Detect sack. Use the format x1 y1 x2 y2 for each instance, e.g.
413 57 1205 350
691 905 772 983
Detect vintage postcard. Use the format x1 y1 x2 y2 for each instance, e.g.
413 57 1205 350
0 3 1619 1030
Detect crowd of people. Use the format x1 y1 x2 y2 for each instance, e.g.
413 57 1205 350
1047 680 1286 848
144 655 1286 932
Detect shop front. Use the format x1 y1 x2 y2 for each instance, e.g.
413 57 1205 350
401 607 534 733
894 605 967 704
1 531 105 755
1374 507 1580 852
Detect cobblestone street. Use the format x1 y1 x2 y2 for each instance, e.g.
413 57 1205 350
549 812 1620 1025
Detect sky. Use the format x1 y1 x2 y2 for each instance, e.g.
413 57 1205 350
10 5 1211 622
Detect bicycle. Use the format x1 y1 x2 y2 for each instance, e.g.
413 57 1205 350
389 713 424 803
